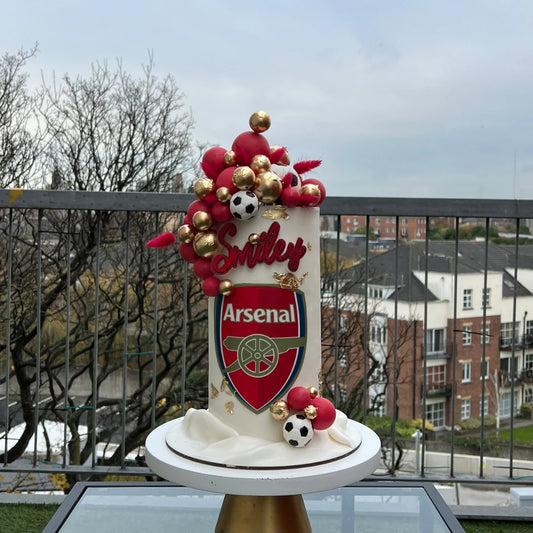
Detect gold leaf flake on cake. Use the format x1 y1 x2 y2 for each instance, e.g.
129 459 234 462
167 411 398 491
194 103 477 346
210 383 219 399
307 242 312 251
225 401 234 415
262 205 289 220
220 378 234 396
273 271 308 290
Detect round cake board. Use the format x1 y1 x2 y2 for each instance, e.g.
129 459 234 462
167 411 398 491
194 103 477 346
145 419 381 496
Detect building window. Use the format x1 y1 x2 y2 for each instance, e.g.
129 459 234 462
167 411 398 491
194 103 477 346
461 362 472 383
482 288 491 309
339 352 348 368
461 399 471 420
427 365 446 391
499 391 520 417
480 360 490 380
339 385 347 402
480 397 489 416
368 286 384 299
402 218 408 226
500 357 518 375
501 322 519 347
426 328 446 354
526 320 533 344
525 353 533 370
339 315 347 332
525 387 533 405
462 326 472 346
370 323 387 345
426 401 446 428
463 289 473 309
481 323 491 345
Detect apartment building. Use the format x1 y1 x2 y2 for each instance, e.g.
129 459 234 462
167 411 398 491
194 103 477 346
330 241 533 430
341 216 427 240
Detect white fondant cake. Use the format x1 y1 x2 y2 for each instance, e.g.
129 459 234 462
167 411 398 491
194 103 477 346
161 111 362 469
166 206 361 468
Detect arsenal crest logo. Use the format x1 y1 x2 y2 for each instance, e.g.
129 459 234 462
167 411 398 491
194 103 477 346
214 284 307 413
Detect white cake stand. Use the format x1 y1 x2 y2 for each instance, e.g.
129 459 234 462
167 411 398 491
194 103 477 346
146 419 380 496
146 419 381 532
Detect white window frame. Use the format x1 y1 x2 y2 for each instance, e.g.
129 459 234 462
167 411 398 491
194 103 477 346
425 401 446 428
463 289 473 309
480 360 490 380
480 397 489 416
501 322 518 346
462 326 472 346
461 399 471 420
426 328 446 354
482 288 491 309
481 323 491 345
461 361 472 383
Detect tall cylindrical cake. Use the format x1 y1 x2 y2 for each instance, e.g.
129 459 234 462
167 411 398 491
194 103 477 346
207 205 321 441
163 112 361 468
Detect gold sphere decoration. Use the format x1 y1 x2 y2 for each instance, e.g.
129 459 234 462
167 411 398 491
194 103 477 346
270 400 290 421
193 177 214 199
216 187 232 203
192 210 212 231
248 233 260 245
304 405 318 420
224 150 236 166
308 387 319 399
270 145 290 165
249 111 271 133
219 279 234 296
178 224 195 243
301 183 322 206
250 154 271 175
193 231 218 258
254 171 282 204
232 166 256 190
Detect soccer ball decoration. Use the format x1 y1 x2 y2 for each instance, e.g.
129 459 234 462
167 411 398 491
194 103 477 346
282 414 314 447
229 190 259 220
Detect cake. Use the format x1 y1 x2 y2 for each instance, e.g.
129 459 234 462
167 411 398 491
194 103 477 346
150 112 361 469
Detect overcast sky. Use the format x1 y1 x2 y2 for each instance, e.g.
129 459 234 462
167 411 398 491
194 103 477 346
3 1 533 199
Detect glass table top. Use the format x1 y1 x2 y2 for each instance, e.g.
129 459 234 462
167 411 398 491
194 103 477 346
44 482 464 533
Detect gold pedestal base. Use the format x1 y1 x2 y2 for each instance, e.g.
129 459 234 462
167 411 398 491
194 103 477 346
215 494 311 533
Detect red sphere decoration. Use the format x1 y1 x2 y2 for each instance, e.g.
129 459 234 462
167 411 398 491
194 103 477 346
280 187 301 207
202 276 220 297
310 397 336 430
287 387 312 412
216 166 239 194
231 131 271 166
201 147 228 180
204 191 218 205
211 201 234 223
187 199 211 219
301 178 326 205
178 242 198 263
193 258 213 279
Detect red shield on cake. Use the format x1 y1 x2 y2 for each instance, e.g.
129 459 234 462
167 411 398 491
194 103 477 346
214 284 306 413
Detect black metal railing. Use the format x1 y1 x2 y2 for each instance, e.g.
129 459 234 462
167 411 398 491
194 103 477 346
2 189 533 487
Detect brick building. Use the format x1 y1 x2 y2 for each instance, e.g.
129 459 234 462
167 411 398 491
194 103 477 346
324 241 533 429
341 216 428 240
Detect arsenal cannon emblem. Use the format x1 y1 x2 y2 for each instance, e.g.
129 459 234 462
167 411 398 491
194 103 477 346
214 285 307 413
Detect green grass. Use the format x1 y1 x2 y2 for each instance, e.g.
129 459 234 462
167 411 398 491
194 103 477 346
498 425 533 443
461 520 533 532
0 503 60 533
